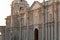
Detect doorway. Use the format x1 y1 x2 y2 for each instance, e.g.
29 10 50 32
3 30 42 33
34 29 38 40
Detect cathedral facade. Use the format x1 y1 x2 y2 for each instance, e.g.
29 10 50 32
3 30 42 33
5 0 60 40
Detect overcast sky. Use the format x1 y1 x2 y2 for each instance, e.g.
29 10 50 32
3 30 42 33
0 0 47 26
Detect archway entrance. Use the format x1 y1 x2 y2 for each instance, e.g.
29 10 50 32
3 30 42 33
34 29 38 40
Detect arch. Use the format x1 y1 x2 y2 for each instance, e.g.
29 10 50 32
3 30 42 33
0 32 2 35
34 29 38 40
21 0 23 2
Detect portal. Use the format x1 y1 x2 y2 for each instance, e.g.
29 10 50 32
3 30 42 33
34 29 38 40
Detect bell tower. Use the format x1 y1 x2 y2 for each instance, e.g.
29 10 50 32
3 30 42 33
11 0 29 15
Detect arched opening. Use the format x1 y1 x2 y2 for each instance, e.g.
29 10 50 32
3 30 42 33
0 32 2 36
20 7 23 10
21 0 22 2
34 29 38 40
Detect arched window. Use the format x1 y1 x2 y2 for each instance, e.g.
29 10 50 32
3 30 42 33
34 29 38 40
20 7 23 10
21 0 22 2
19 7 24 11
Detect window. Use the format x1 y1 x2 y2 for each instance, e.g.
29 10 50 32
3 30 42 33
20 7 23 11
21 0 22 1
20 7 23 10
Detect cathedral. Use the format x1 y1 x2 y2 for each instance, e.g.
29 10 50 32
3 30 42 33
3 0 60 40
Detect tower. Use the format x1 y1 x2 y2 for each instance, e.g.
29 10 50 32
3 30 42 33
11 0 29 15
10 0 29 40
11 0 29 27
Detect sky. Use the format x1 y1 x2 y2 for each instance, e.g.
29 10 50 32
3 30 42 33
0 0 47 26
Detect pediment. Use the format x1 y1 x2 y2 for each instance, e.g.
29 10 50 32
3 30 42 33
31 1 43 10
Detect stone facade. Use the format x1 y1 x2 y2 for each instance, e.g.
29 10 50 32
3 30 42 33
5 0 60 40
0 26 5 40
